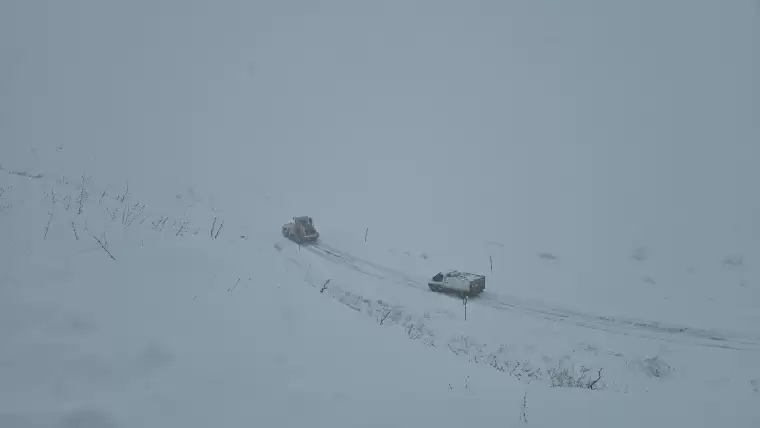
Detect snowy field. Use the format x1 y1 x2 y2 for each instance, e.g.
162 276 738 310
2 1 759 427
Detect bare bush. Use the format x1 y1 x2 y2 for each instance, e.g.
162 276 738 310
174 219 189 236
152 216 169 231
122 201 145 227
548 361 604 390
407 323 423 340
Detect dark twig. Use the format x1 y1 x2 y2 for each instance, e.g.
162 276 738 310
379 309 392 325
76 174 88 215
86 227 116 261
9 170 43 179
117 180 130 203
588 368 603 390
520 392 528 424
210 217 224 239
124 202 145 227
175 219 188 236
43 212 52 240
152 216 168 231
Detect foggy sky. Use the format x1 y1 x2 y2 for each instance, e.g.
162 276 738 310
2 0 757 271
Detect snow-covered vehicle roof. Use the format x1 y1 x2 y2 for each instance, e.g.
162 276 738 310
441 270 484 281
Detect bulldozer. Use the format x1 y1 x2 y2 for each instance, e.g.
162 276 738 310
282 216 319 244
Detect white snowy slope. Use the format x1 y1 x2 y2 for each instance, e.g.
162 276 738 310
0 161 756 428
2 0 759 427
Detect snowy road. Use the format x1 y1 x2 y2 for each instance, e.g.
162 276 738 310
303 241 760 352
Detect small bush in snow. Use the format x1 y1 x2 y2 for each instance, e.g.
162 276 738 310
548 362 604 390
637 356 674 379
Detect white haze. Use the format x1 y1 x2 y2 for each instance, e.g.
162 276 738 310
1 1 758 427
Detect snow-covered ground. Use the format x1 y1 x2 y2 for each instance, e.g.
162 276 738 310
2 1 759 427
2 165 758 427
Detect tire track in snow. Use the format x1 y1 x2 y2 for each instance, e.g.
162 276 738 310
304 243 423 290
300 241 760 352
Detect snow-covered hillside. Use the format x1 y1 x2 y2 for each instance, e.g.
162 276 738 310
2 1 758 427
2 161 758 427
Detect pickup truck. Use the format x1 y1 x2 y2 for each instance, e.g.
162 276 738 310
428 270 486 297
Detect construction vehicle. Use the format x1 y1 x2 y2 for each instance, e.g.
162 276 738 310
428 270 486 297
282 216 320 244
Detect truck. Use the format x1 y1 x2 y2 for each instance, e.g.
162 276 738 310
428 270 486 297
282 216 320 244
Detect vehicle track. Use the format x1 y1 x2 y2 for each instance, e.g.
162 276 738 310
477 293 760 351
297 240 760 352
304 242 424 289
